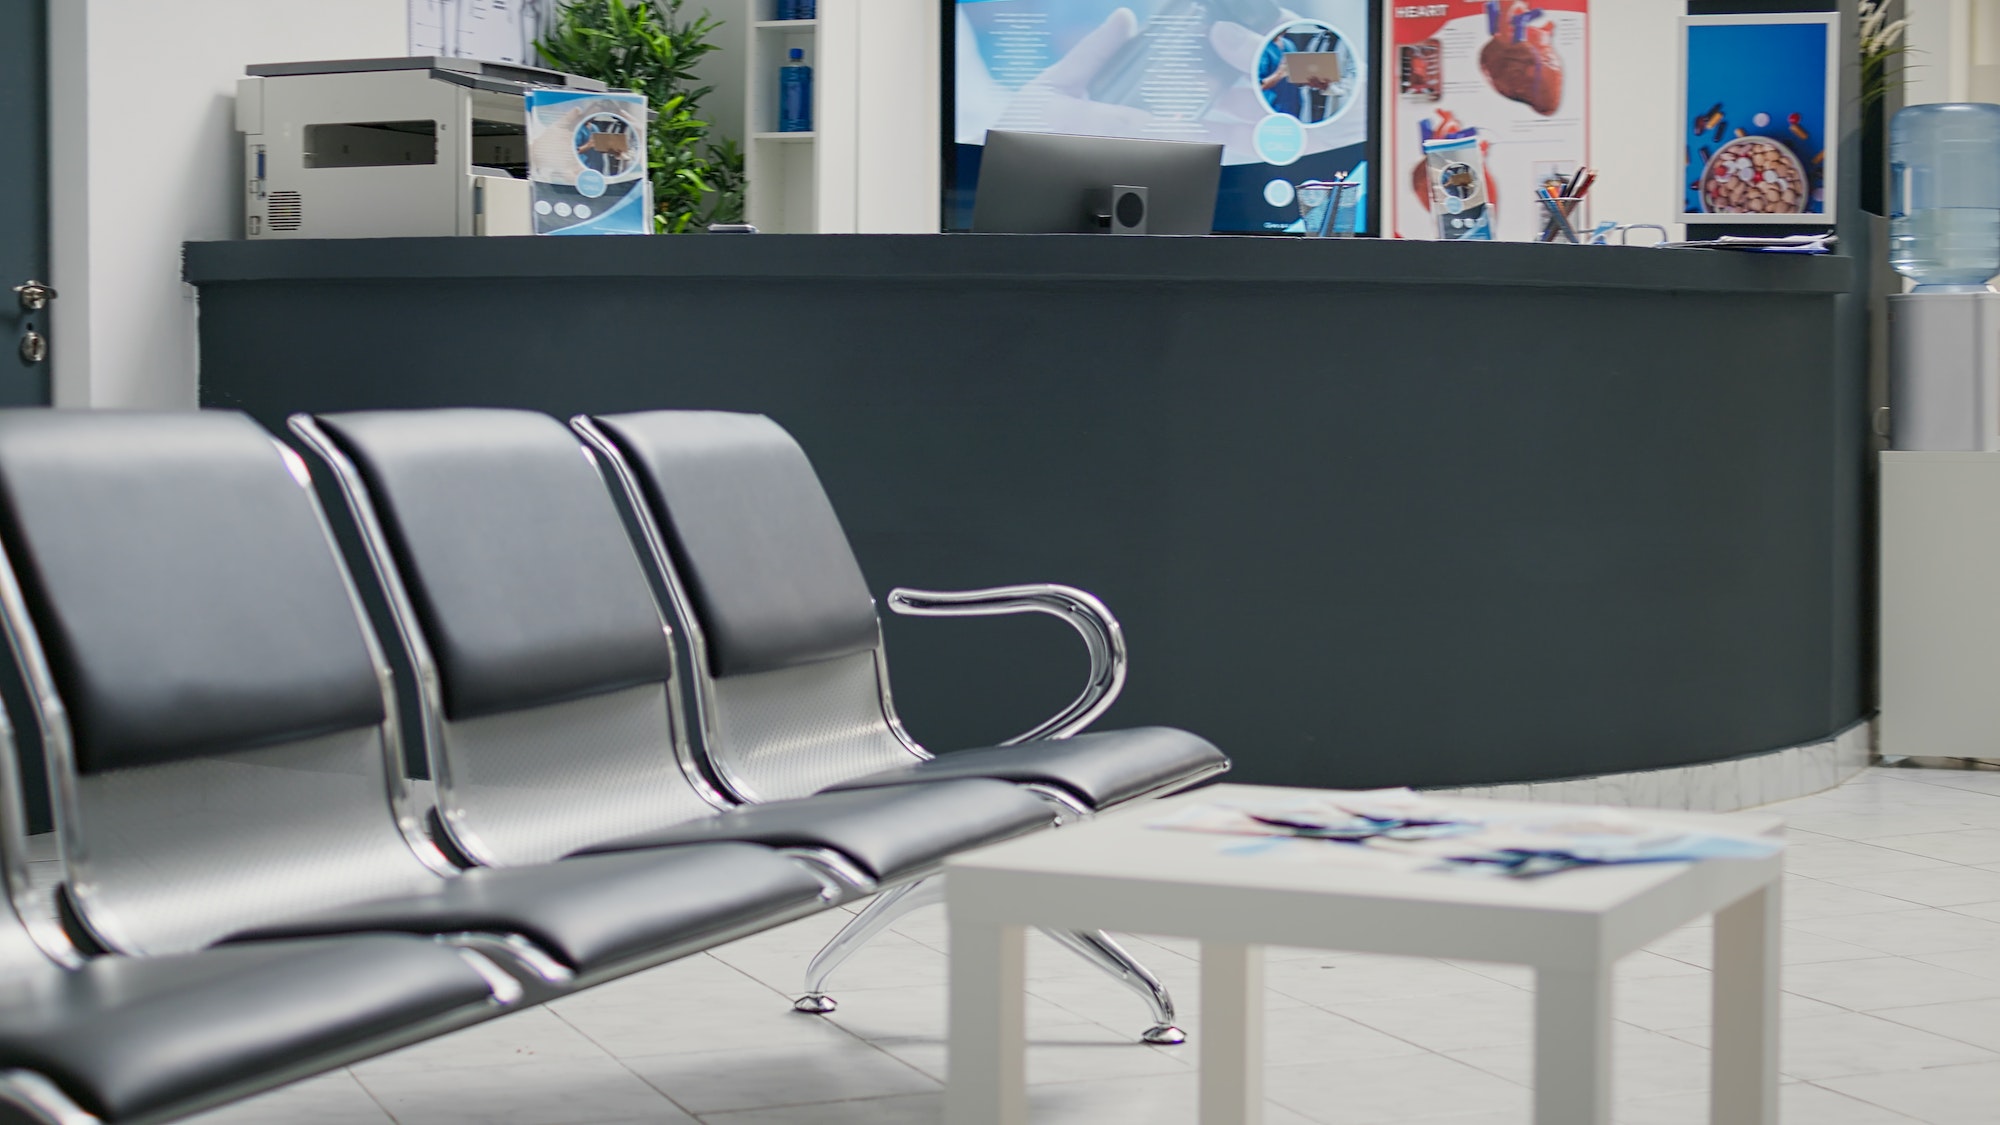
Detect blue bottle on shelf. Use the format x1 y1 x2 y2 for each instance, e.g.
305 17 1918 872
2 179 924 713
1891 103 2000 291
779 48 812 133
774 0 795 18
793 0 814 17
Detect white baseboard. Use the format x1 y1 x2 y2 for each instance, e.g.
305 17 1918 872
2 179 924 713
1424 720 1875 812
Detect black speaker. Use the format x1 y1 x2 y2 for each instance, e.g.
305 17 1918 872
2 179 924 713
1088 185 1149 235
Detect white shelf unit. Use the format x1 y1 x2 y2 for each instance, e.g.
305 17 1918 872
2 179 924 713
733 0 938 233
743 1 832 233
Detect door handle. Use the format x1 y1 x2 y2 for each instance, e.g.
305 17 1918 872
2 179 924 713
12 281 56 312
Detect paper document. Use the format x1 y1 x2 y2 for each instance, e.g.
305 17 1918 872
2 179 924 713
409 0 551 65
1152 790 1782 878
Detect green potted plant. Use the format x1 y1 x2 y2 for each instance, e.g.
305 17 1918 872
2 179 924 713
538 0 745 232
1859 0 1913 216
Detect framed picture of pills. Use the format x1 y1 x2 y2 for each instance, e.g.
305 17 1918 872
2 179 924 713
1677 12 1838 225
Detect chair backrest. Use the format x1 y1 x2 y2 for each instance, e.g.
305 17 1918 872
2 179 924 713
0 411 448 956
293 409 725 869
575 411 925 803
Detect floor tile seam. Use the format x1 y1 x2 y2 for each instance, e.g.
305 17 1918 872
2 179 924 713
673 1077 959 1121
1868 1001 2000 1054
621 1022 948 1111
1805 874 2000 911
1436 1047 1533 1091
1261 1052 1523 1124
1018 981 1202 1043
1796 1076 1959 1124
344 1067 406 1125
1293 997 1527 1055
544 978 881 1065
700 949 809 1000
1844 826 1996 848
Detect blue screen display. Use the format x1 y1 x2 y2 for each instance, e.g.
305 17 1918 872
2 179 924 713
949 0 1377 233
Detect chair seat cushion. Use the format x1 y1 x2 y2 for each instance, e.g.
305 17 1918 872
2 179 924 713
568 780 1053 883
0 935 494 1121
818 726 1228 810
221 843 824 974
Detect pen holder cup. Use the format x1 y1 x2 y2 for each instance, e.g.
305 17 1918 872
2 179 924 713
1538 195 1586 244
1298 181 1363 238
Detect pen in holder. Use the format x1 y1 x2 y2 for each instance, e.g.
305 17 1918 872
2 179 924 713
1537 193 1585 244
1298 180 1363 238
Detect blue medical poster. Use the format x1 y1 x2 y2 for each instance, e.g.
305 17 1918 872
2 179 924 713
1679 15 1837 224
949 0 1377 233
525 89 652 235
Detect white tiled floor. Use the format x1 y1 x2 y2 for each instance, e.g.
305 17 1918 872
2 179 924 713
185 764 2000 1125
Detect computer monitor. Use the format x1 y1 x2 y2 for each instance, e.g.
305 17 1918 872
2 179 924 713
970 131 1224 236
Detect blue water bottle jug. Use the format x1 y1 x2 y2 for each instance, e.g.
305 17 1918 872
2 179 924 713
1891 103 2000 292
779 48 812 133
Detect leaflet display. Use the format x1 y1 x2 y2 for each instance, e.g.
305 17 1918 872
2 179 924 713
525 89 652 236
948 0 1377 234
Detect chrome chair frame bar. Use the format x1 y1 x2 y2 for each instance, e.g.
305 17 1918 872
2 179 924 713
0 432 551 1123
571 416 930 804
570 416 1185 1043
0 440 469 959
293 417 893 920
290 416 740 854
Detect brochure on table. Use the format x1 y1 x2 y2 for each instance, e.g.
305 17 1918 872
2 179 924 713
1677 13 1838 225
525 89 653 236
1390 1 1590 242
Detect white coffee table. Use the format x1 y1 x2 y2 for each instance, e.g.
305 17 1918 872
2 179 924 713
944 784 1784 1125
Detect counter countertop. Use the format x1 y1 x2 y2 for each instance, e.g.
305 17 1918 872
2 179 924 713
184 233 1855 295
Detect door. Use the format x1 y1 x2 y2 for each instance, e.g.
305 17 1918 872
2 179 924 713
0 0 49 834
0 0 52 406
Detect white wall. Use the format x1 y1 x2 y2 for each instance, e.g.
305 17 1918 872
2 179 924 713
1906 0 2000 105
1584 1 1684 235
697 0 748 151
48 0 406 409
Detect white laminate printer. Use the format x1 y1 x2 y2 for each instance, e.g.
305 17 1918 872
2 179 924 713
237 57 609 239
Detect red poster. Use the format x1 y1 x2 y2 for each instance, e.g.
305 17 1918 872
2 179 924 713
1390 0 1590 241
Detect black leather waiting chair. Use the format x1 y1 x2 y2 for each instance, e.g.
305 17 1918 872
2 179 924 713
287 409 1052 903
0 716 509 1125
574 410 1230 1043
0 410 831 1002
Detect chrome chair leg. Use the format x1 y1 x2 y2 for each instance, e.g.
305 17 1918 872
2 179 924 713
1039 927 1186 1045
793 875 945 1014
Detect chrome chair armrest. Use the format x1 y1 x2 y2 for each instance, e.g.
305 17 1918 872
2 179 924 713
886 584 1126 744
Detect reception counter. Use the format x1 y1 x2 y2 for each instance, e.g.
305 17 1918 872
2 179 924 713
186 234 1866 789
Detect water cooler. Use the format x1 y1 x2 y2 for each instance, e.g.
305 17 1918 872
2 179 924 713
1880 103 2000 763
1887 103 2000 451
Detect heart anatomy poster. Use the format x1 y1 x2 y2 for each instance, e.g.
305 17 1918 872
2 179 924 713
1390 1 1589 241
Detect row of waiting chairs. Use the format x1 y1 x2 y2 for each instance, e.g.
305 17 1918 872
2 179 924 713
0 407 1227 1124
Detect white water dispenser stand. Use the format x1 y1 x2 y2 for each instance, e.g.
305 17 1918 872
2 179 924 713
1881 287 2000 764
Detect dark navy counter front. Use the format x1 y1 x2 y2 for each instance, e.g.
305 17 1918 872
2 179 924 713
185 234 1867 788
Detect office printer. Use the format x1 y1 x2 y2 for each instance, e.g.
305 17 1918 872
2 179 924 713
238 57 609 239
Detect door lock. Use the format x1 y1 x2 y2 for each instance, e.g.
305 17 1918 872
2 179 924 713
18 332 46 365
12 281 56 312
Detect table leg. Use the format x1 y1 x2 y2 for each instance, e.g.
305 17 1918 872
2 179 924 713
1199 941 1263 1125
1711 881 1780 1125
1534 965 1612 1125
947 920 1027 1125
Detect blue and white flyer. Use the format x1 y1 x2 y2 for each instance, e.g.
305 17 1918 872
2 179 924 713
525 88 652 236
